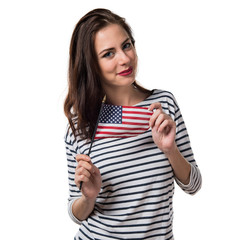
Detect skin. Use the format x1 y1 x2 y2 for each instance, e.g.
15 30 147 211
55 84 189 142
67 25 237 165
94 23 145 106
72 23 191 221
148 102 191 185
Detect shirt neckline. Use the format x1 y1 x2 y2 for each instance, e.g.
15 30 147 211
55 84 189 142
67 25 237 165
133 89 155 107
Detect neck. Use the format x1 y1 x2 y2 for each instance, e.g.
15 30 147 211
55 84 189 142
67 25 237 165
104 84 148 106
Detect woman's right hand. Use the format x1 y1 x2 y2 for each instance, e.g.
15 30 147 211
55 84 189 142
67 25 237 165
75 154 102 199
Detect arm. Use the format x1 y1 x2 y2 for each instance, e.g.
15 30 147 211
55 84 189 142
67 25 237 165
148 103 191 184
72 195 96 221
72 154 102 221
165 144 191 185
149 100 201 194
65 128 101 223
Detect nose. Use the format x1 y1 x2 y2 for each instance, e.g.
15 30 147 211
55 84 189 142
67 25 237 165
118 50 130 65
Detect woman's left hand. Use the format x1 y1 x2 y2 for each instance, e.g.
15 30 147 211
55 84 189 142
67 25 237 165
148 102 177 155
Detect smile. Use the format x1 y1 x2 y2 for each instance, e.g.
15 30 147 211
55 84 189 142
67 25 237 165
118 67 133 76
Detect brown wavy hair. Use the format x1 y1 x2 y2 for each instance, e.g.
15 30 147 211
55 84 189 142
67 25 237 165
64 8 148 140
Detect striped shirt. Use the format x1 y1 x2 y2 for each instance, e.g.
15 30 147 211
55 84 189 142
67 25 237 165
65 89 202 240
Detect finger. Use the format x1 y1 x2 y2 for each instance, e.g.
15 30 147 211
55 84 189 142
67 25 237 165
76 154 91 162
76 160 95 174
75 166 94 188
75 173 91 188
148 102 162 112
76 166 91 179
158 119 175 133
153 113 166 130
149 109 162 128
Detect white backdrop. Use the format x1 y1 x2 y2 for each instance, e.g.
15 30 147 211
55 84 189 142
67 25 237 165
0 0 239 239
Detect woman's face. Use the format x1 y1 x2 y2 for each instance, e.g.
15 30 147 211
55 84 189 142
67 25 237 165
94 24 137 89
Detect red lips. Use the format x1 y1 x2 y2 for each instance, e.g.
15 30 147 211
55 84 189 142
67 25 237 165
118 67 133 76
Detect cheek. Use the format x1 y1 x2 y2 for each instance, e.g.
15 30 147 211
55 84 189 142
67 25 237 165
99 61 116 75
134 54 138 66
132 52 138 71
130 50 137 65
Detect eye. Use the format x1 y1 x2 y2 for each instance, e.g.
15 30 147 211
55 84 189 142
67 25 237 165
123 42 132 50
102 51 114 58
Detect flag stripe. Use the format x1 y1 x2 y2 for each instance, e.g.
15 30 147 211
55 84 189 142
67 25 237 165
122 106 149 110
121 121 149 126
95 135 133 139
97 126 149 131
122 116 150 121
122 110 152 115
95 131 146 136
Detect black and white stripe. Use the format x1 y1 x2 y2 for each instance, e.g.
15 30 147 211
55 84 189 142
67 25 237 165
65 89 202 239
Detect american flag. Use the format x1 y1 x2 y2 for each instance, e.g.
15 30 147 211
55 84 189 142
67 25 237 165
95 104 153 139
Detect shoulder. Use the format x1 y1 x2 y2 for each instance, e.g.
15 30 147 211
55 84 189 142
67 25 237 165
64 123 75 145
145 89 178 107
64 116 79 143
144 89 180 119
64 121 89 154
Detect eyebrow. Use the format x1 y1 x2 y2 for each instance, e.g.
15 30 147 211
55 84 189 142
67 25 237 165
98 38 130 56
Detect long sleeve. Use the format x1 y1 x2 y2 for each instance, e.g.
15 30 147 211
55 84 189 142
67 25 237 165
170 94 202 195
65 126 82 225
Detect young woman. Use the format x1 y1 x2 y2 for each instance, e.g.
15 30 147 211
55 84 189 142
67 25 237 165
64 8 202 240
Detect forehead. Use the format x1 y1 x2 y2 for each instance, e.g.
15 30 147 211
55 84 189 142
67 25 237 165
94 24 129 52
